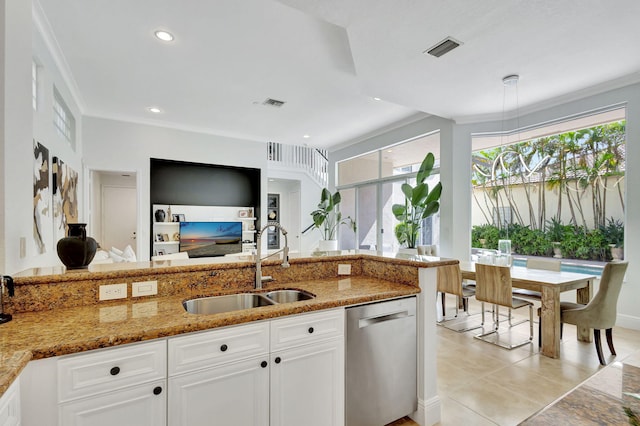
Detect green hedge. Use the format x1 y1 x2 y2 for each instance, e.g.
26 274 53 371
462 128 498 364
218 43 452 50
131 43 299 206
471 223 613 261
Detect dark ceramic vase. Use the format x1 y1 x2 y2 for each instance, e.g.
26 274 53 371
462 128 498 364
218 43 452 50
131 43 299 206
154 209 166 222
57 223 98 269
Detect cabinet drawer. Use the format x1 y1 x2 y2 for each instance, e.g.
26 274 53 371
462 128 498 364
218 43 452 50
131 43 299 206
58 340 167 402
168 322 269 376
270 308 344 352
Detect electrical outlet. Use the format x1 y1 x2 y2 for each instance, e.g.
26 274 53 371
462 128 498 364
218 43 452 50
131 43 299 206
99 283 127 301
132 280 158 297
338 264 351 275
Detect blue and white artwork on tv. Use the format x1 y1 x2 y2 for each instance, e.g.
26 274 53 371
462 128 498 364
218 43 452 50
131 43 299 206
179 221 242 257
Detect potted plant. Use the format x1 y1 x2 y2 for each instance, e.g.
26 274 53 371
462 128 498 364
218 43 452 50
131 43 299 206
545 216 564 258
602 217 624 260
310 188 356 251
392 152 442 252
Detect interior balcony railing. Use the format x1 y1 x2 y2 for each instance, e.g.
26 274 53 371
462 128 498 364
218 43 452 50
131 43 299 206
267 142 328 188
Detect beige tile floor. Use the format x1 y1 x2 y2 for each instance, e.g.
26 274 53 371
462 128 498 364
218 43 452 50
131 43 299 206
429 296 640 426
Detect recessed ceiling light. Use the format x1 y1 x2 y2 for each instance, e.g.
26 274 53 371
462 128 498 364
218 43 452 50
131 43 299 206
303 134 310 139
373 97 382 101
147 107 162 114
154 30 174 42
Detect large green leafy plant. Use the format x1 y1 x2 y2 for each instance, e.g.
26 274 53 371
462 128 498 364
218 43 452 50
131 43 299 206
392 153 442 248
310 188 356 240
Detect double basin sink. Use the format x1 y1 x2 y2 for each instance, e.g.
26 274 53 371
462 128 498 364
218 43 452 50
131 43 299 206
183 289 315 315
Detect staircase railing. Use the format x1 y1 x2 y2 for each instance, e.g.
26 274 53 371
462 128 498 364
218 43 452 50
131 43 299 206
267 142 328 188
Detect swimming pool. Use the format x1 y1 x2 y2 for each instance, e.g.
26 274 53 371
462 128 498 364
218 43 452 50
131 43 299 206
512 258 604 276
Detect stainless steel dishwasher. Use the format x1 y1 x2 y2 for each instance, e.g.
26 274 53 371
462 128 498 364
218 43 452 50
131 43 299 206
346 296 417 425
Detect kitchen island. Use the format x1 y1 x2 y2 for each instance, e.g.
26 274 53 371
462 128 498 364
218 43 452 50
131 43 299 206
0 251 453 425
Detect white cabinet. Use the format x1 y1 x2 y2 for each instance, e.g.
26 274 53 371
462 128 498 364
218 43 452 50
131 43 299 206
168 309 344 426
167 322 270 426
59 380 166 426
19 309 345 426
270 339 344 426
168 357 269 426
0 378 20 426
58 340 167 426
270 309 345 426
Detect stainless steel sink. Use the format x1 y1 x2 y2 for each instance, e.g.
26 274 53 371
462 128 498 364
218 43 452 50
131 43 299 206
264 289 315 303
183 293 275 315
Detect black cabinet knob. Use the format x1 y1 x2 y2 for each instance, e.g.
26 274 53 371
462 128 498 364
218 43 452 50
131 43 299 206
261 361 268 368
275 357 281 364
153 386 162 395
220 344 228 352
308 327 314 334
110 366 120 376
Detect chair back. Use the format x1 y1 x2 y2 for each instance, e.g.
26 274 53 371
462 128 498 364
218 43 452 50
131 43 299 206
578 261 628 329
526 258 561 272
437 264 463 297
475 263 514 308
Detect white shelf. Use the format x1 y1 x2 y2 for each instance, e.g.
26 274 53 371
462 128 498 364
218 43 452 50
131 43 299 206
154 241 179 245
154 222 180 226
238 217 257 221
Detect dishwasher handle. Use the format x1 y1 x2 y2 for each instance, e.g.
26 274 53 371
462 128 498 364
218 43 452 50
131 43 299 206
358 310 413 328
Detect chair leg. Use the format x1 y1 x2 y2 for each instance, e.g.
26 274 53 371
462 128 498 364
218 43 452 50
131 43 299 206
440 292 445 317
529 305 533 341
594 329 606 366
606 328 616 356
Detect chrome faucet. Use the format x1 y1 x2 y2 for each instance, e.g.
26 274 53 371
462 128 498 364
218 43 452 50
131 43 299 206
255 221 290 289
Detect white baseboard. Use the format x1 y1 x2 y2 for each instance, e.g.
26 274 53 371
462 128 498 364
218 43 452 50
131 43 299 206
617 313 640 330
410 396 441 426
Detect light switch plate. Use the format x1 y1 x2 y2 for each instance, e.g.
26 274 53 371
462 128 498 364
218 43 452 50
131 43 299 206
338 264 351 275
132 280 158 297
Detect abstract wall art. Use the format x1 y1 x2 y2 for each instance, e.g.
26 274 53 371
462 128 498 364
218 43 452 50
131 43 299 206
53 156 78 239
33 140 51 254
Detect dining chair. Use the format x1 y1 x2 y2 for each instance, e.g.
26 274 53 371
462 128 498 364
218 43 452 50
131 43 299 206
474 263 533 349
559 261 628 365
437 264 481 332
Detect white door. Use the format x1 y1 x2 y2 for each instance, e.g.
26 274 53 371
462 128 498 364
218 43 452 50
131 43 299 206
102 186 137 252
168 356 269 426
59 381 166 426
270 338 344 426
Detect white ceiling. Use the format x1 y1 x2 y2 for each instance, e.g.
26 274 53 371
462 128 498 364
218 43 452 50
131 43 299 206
35 0 640 150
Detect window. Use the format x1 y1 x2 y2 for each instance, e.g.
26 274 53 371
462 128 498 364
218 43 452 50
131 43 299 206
53 86 76 148
337 132 441 251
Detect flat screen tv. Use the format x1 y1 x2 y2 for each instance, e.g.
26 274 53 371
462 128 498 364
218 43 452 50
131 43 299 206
179 221 243 258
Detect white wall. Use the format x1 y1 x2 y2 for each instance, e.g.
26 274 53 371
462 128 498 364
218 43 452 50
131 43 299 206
82 117 269 260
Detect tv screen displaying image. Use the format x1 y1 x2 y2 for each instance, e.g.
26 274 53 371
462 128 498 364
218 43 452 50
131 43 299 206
179 221 242 257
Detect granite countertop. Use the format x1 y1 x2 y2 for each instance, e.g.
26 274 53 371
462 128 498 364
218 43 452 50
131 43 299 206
0 273 420 396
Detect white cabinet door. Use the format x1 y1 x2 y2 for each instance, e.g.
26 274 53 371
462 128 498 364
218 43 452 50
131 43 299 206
168 356 269 426
270 338 344 426
0 378 20 426
59 380 166 426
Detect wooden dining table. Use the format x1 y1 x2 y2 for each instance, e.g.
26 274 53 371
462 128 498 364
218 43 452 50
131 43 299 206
458 261 597 358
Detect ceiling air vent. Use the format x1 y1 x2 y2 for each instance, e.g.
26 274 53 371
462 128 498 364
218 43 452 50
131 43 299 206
263 98 286 108
424 37 462 58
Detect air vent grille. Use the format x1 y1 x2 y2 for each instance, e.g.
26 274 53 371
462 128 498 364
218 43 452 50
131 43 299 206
263 98 286 108
425 37 461 58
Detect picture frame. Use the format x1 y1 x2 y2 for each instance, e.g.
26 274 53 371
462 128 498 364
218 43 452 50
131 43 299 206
157 249 166 256
162 233 170 242
172 214 180 222
156 233 164 242
178 214 185 222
